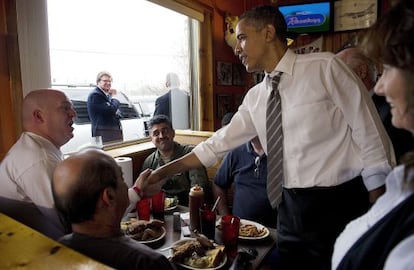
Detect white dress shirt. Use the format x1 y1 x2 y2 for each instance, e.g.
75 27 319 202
193 49 395 190
0 132 65 235
332 165 414 269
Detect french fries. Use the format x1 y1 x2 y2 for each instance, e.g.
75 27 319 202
239 224 266 237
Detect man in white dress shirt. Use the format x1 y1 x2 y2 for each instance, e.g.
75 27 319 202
0 89 76 239
145 6 395 270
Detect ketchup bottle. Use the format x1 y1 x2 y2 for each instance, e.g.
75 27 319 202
189 184 204 231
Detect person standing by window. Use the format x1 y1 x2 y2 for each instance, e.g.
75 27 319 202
87 71 123 143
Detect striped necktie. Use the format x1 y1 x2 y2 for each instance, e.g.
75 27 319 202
266 72 284 209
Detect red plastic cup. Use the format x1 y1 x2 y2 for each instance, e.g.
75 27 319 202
151 191 165 220
200 204 216 240
136 198 151 221
221 215 240 259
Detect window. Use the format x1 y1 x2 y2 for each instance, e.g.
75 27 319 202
47 0 201 153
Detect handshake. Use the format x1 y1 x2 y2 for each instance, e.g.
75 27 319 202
133 168 167 198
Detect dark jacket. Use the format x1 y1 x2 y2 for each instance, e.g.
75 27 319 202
87 87 123 143
153 91 171 119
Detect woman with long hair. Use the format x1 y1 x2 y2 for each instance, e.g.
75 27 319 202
332 0 414 269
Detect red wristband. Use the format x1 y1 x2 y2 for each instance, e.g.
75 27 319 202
133 186 144 198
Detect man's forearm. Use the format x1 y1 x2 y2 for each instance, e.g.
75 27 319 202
154 152 202 179
212 184 230 215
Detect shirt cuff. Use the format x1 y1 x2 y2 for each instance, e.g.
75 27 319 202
362 173 387 191
361 162 391 191
128 188 141 205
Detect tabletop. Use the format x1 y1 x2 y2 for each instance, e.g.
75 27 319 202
141 205 277 269
0 212 112 269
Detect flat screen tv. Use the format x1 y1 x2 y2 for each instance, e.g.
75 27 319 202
279 1 332 35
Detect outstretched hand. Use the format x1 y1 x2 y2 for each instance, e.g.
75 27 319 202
134 169 166 198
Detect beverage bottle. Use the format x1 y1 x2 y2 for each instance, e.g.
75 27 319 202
189 184 204 231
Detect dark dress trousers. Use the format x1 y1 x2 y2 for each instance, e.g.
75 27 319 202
87 87 123 143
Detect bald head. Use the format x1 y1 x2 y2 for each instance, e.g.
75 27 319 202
23 89 62 126
165 72 180 88
53 149 121 223
22 89 76 148
336 48 377 91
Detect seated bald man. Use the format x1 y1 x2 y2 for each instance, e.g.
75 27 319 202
52 149 173 269
0 89 76 239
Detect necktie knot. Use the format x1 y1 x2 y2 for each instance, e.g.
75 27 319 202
270 72 283 92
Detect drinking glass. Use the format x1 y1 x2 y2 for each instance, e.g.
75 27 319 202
199 204 216 240
91 136 103 148
151 191 165 220
221 215 240 259
136 198 151 221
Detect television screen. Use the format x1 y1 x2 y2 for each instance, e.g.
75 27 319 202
279 2 332 35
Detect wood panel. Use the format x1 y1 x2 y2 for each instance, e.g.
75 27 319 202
0 0 23 161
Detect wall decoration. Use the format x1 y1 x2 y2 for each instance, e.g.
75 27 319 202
216 94 232 119
334 0 378 32
217 61 232 86
232 63 245 86
293 36 324 54
224 14 239 51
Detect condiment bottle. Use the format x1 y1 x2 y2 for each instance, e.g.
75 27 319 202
189 184 204 231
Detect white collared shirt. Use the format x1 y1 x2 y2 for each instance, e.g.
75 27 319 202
193 49 395 190
332 165 414 269
0 132 65 233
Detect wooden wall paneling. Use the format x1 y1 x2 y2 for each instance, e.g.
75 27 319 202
210 0 246 130
0 0 23 161
199 10 215 132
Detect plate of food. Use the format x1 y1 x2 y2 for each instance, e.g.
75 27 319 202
238 219 269 240
123 219 166 244
165 196 179 211
170 238 227 269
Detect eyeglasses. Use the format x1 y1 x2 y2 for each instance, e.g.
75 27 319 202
100 79 112 83
254 156 260 178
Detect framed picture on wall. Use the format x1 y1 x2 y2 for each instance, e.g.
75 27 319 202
217 61 232 86
334 0 378 32
232 63 245 86
216 94 232 119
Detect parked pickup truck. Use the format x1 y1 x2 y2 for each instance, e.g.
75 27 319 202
57 86 150 154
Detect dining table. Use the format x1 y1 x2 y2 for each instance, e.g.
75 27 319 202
134 205 277 269
0 212 112 269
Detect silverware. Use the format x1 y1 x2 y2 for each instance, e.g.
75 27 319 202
158 245 174 252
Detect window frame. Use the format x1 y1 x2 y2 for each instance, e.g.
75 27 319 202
11 0 214 155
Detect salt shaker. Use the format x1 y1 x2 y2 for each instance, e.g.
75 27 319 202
189 184 204 231
173 212 181 231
